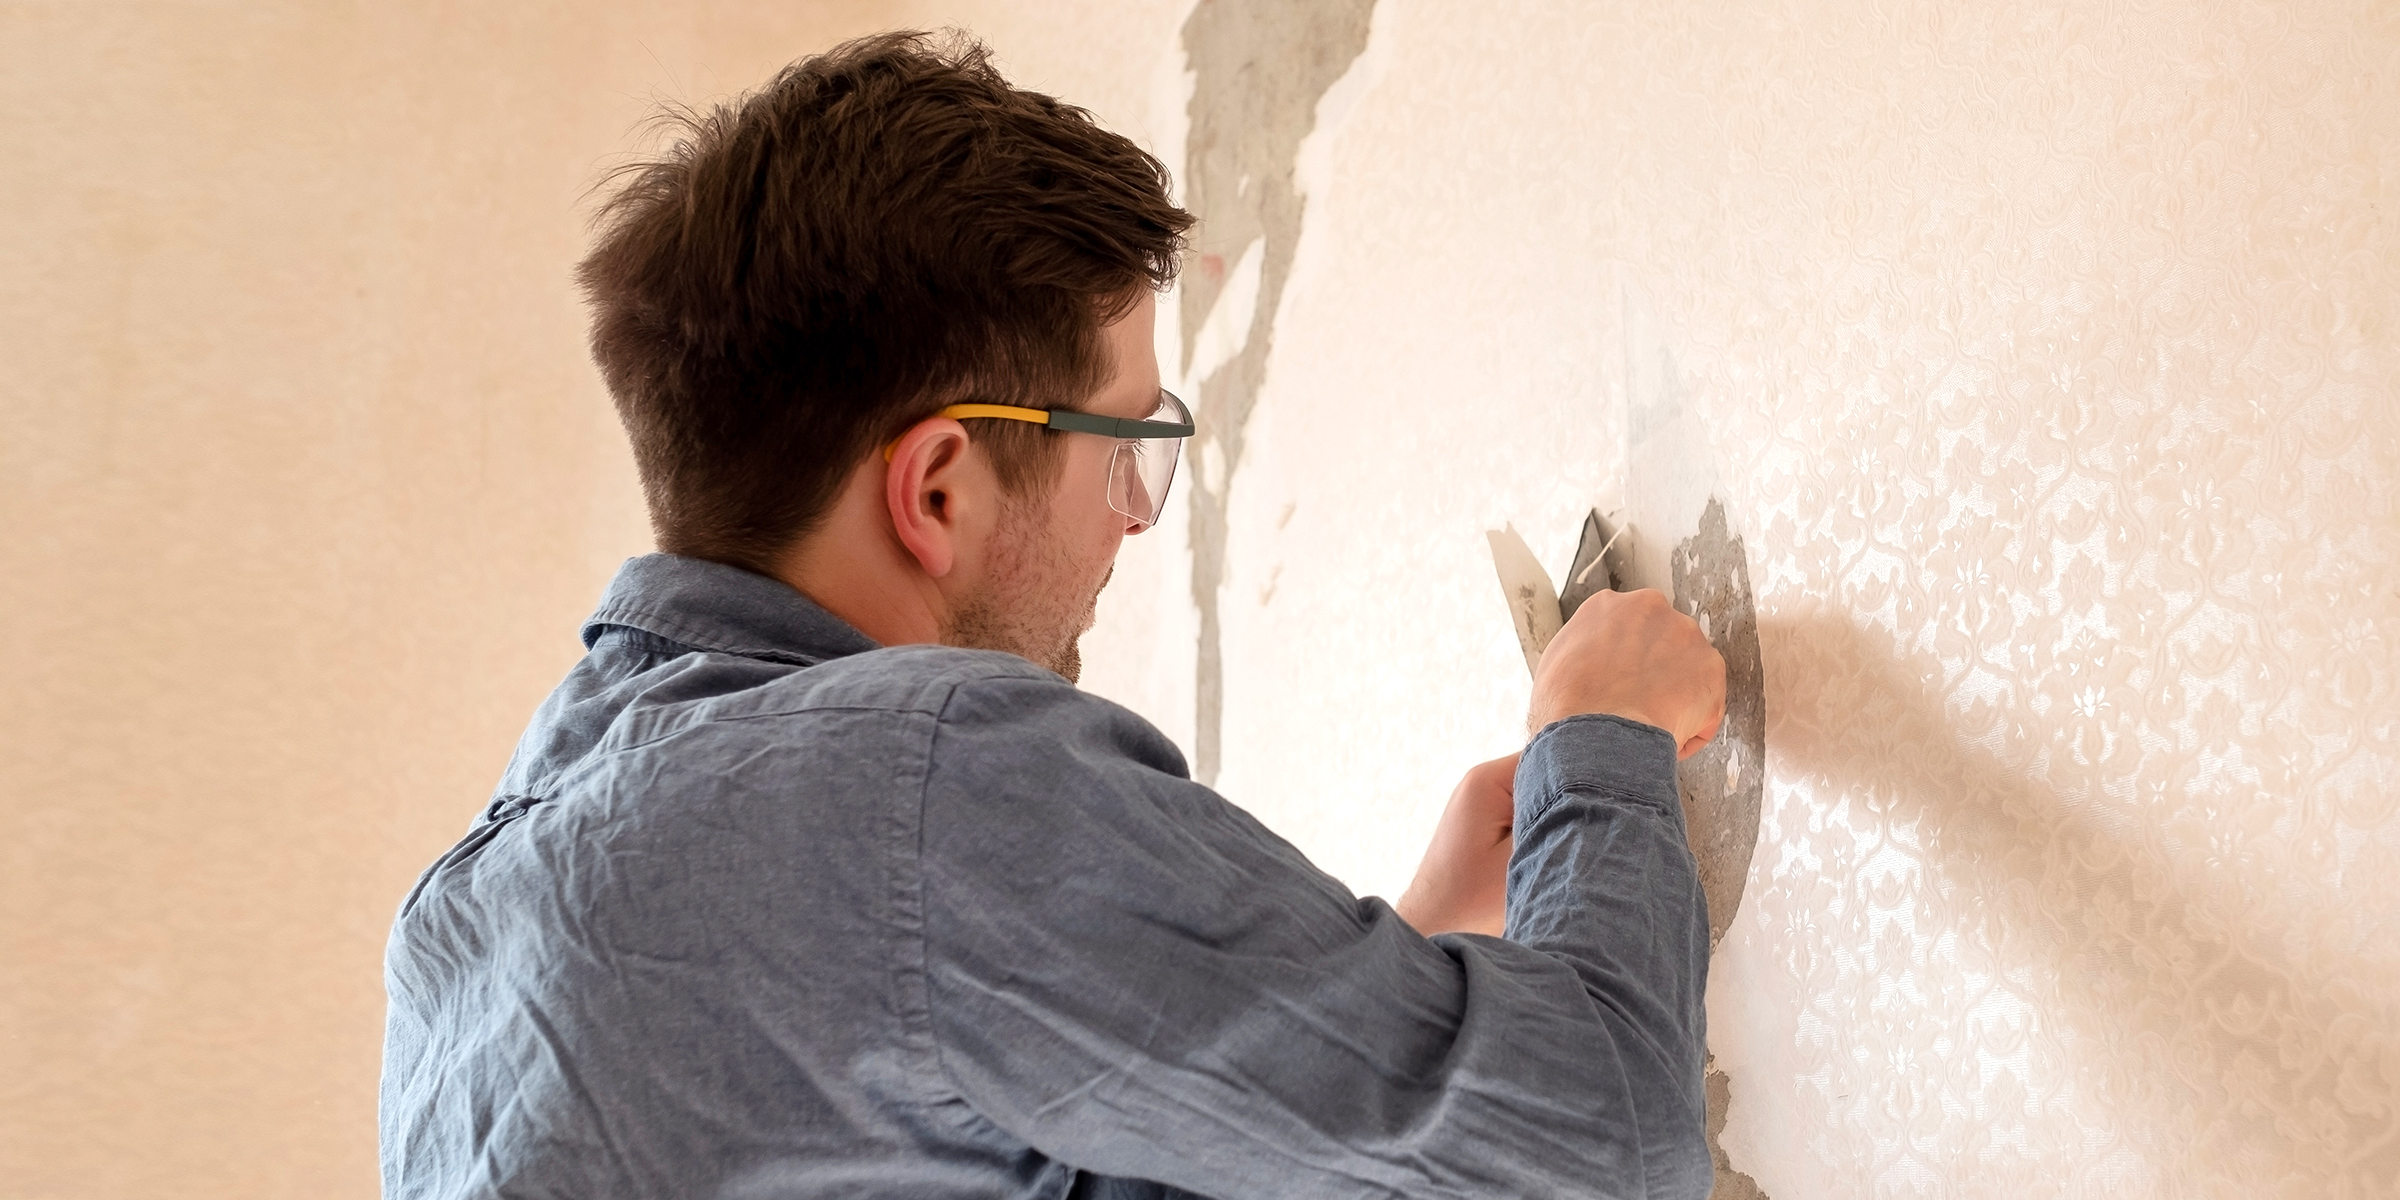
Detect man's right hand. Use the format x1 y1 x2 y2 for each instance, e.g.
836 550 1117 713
1528 588 1727 760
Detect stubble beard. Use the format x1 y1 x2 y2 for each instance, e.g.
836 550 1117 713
943 497 1112 684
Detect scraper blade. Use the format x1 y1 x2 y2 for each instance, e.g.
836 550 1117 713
1484 524 1563 676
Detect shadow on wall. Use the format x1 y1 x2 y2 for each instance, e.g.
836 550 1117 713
1760 608 2398 1193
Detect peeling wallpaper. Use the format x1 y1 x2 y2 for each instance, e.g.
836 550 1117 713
1074 0 2400 1195
1177 0 1377 786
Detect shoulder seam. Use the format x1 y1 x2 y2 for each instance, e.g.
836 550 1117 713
898 671 979 1112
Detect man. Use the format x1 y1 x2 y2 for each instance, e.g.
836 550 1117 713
381 31 1727 1200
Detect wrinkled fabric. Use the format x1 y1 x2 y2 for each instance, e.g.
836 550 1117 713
380 553 1712 1199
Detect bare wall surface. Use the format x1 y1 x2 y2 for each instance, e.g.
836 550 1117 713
0 3 897 1195
1173 0 1378 788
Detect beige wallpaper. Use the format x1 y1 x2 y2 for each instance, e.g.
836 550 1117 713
1082 1 2400 1196
0 3 896 1195
8 1 2394 1197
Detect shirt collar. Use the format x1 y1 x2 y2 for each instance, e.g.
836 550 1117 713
580 553 882 666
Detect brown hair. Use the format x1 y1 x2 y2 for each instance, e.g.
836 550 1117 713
578 31 1192 571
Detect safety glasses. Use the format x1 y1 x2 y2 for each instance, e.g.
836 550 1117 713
906 389 1194 529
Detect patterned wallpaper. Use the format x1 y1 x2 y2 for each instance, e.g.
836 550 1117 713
1079 0 2400 1194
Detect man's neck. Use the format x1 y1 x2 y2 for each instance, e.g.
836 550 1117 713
766 459 948 649
772 541 944 649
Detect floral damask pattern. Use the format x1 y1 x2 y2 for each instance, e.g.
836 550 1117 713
1108 0 2397 1193
1586 1 2400 1193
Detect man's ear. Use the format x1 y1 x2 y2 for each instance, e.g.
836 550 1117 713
883 417 975 578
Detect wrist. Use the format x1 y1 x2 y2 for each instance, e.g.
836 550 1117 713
1529 706 1666 740
1519 714 1682 824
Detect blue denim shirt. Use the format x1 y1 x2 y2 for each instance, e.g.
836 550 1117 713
381 554 1711 1199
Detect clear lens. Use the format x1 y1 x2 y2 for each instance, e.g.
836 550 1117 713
1105 391 1187 528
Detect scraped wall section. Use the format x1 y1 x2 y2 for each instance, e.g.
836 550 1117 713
1053 0 2399 1196
1176 0 1377 787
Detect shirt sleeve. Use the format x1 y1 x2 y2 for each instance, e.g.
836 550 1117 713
914 674 1712 1200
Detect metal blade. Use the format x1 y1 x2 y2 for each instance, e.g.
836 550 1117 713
1557 507 1632 619
1484 524 1563 677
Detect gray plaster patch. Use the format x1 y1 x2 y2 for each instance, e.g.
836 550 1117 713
1673 495 1770 1200
1179 0 1376 786
1669 495 1766 951
1704 1060 1770 1200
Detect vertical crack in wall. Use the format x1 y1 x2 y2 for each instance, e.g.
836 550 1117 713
1179 0 1375 786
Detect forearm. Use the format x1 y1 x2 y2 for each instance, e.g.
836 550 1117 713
1505 713 1712 1192
926 677 1717 1197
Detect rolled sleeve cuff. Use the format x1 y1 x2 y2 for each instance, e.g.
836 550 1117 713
1517 714 1682 827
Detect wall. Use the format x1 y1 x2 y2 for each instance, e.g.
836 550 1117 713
0 3 896 1195
1050 1 2400 1197
7 1 2395 1197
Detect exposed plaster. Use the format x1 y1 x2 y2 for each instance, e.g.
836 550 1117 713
1673 496 1767 952
1607 273 1770 1199
1705 1063 1770 1200
1676 496 1772 1200
1178 0 1375 786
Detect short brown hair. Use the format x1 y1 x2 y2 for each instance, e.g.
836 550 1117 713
579 31 1191 571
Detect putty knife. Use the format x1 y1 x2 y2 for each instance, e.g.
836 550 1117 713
1483 284 1765 953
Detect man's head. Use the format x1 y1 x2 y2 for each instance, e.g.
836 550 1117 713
926 295 1167 682
579 31 1190 570
578 32 1192 678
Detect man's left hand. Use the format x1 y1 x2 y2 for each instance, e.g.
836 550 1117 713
1394 754 1519 937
